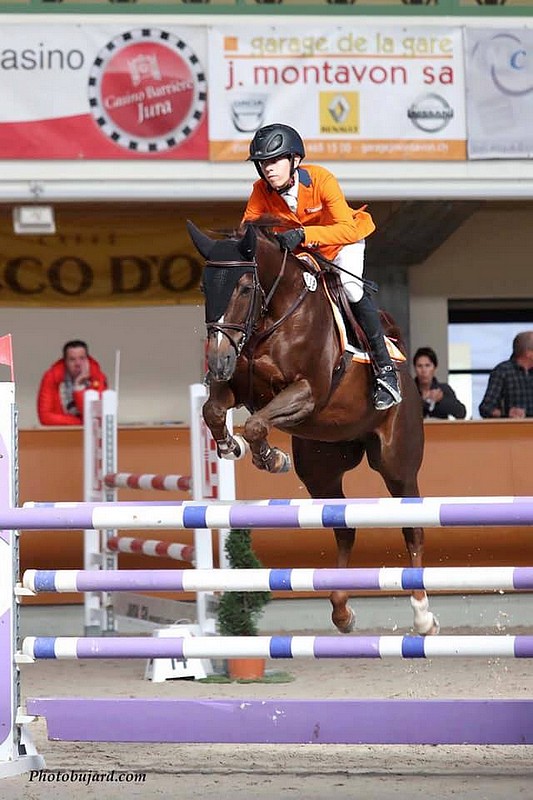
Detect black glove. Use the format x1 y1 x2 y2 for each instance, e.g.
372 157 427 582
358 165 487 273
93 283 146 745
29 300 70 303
275 228 305 252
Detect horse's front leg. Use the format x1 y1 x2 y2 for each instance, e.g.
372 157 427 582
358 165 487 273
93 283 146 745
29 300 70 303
243 379 315 473
403 525 440 636
202 381 248 461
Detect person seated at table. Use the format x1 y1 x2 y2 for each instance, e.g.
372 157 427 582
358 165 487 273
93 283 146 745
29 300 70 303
37 340 108 426
413 346 466 419
479 331 533 419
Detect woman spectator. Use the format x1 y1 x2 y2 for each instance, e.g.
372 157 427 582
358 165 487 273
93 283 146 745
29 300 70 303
413 347 467 420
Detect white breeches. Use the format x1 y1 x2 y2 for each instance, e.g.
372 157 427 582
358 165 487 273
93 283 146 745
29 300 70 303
333 241 366 303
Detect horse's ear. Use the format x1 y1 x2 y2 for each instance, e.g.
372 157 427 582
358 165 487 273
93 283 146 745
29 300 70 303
239 224 257 260
186 220 214 259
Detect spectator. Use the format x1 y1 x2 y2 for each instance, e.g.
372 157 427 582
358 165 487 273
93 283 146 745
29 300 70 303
37 340 107 426
413 346 467 420
478 331 533 419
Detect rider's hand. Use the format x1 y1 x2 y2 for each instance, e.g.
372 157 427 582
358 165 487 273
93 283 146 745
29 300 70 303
275 228 305 252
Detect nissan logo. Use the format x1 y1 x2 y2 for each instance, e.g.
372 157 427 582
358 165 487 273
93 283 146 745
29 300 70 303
407 93 454 133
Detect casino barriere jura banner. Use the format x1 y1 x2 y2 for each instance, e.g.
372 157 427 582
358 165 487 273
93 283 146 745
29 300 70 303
0 26 208 159
208 26 466 162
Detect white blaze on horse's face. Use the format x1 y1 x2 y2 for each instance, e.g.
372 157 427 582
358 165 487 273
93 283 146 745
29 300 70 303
216 316 225 349
208 314 239 383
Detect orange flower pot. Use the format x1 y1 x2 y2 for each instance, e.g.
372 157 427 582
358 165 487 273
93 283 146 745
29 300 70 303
227 657 265 681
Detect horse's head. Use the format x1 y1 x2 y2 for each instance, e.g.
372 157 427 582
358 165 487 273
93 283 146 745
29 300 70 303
187 220 264 382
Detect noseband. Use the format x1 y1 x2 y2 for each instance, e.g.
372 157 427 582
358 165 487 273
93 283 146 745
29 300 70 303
204 259 264 357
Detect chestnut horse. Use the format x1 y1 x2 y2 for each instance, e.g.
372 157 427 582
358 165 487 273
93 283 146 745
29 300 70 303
187 219 438 636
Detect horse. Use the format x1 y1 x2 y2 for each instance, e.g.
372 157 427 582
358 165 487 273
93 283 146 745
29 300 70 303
187 218 439 637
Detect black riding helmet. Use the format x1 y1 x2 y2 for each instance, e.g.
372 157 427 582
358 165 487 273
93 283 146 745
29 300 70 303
248 124 305 179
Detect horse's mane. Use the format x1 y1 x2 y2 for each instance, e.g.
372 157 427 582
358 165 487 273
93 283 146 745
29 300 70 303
203 215 289 244
240 215 293 242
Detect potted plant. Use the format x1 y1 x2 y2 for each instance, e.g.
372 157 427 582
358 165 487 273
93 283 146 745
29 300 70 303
217 528 271 680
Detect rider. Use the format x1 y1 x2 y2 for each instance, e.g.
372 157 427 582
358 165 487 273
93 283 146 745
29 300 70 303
242 123 402 411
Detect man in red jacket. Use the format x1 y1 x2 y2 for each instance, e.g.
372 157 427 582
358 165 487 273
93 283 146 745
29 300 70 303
37 340 108 426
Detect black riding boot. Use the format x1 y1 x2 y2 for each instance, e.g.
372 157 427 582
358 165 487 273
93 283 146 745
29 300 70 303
351 293 402 410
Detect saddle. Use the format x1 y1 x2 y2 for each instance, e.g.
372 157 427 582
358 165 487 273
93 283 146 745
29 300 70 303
322 270 369 352
297 254 405 366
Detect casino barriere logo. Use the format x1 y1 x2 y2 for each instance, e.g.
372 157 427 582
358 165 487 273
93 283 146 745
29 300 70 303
88 28 207 153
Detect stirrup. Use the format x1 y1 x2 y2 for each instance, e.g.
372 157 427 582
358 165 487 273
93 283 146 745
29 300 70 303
373 369 402 411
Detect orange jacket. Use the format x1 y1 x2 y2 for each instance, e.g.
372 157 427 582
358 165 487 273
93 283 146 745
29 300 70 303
37 356 108 426
242 164 375 261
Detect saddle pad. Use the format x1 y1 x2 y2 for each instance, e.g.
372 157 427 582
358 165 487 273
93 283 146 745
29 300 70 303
345 340 406 364
296 255 406 364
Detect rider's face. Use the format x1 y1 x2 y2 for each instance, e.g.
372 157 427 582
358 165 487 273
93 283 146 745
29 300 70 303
260 155 300 190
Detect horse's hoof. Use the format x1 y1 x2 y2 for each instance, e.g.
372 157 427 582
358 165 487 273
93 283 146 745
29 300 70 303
333 606 355 634
414 613 440 637
427 615 440 636
269 449 291 474
217 435 248 461
231 435 249 460
276 451 291 473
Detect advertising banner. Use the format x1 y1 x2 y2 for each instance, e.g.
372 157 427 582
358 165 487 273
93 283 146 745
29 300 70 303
208 25 466 162
0 204 243 307
0 26 208 159
465 28 533 159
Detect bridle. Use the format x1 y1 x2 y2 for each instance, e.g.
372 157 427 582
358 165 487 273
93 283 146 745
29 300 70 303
204 258 265 358
204 245 312 361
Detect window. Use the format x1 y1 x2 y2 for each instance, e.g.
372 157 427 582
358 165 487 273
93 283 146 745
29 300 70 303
448 300 533 419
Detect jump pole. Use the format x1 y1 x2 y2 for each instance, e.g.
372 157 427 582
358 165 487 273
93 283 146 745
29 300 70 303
17 634 533 661
21 565 533 593
21 497 533 529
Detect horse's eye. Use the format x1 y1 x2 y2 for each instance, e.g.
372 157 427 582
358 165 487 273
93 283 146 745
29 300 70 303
240 286 253 296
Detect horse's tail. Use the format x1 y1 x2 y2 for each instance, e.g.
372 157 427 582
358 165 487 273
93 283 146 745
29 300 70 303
379 310 408 358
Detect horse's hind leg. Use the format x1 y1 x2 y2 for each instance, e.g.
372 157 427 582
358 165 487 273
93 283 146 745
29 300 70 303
292 438 365 634
401 514 439 635
379 479 438 635
367 438 439 636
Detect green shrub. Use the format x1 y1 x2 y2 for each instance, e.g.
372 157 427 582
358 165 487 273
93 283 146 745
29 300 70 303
217 529 271 637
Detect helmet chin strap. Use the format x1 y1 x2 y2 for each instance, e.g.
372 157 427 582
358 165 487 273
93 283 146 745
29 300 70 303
276 175 295 194
276 158 299 194
289 155 297 176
